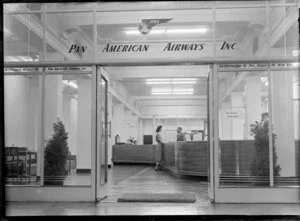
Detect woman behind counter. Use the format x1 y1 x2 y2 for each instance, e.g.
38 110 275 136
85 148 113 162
155 125 164 171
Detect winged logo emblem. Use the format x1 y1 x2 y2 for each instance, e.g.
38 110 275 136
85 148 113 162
138 18 173 35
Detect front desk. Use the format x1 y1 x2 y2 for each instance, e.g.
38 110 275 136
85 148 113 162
113 140 300 177
112 141 208 176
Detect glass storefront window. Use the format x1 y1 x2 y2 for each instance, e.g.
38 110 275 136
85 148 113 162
43 72 92 186
216 7 267 58
218 70 271 186
4 13 43 62
46 12 94 62
4 71 42 185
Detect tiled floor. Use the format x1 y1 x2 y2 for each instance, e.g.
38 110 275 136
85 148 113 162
5 165 300 216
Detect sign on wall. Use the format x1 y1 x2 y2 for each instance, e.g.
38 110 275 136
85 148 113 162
218 63 299 71
225 110 243 119
4 67 42 73
45 66 92 72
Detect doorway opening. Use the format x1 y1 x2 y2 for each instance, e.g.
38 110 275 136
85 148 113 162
97 64 211 204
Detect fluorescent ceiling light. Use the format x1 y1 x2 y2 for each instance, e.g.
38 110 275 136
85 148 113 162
173 88 193 92
126 29 165 35
173 92 194 95
167 28 207 34
292 50 299 57
152 89 172 93
172 81 196 84
125 28 207 35
152 88 194 95
146 78 170 82
292 62 299 67
147 78 197 85
152 92 172 95
172 78 197 81
151 92 194 95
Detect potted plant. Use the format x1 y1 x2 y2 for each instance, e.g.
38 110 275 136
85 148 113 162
249 113 281 185
44 118 69 185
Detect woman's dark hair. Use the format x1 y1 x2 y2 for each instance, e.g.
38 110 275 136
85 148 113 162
156 125 163 133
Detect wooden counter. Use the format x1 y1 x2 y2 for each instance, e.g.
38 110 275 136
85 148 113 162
112 141 208 176
112 140 300 178
112 144 156 164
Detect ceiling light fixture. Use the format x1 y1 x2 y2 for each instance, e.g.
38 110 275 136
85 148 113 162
126 28 207 35
167 28 207 34
63 80 78 89
152 88 194 95
147 78 197 85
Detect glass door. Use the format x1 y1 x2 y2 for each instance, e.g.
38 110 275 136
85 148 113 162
207 64 215 202
96 67 109 201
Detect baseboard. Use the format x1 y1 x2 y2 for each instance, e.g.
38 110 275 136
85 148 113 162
76 169 91 174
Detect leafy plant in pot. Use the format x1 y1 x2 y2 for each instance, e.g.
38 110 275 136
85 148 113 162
249 113 281 185
44 118 69 185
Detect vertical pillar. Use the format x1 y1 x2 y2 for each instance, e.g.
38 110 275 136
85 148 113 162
153 117 156 144
44 75 63 139
220 102 232 140
272 71 295 176
138 118 143 145
244 76 261 139
77 78 91 170
113 103 125 142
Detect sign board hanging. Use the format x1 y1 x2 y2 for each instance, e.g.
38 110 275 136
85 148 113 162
45 66 92 72
218 63 268 71
4 67 42 73
225 109 243 119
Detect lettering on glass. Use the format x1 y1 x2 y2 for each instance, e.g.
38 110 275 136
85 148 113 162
69 44 87 53
163 43 205 51
220 41 238 50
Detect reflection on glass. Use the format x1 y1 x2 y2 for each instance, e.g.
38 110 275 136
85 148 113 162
218 71 271 186
46 12 94 61
216 7 267 58
4 14 43 62
269 6 299 57
43 73 92 186
4 74 41 185
271 70 300 187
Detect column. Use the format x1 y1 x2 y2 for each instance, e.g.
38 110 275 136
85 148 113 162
272 71 295 176
244 76 261 140
77 78 91 171
153 117 156 144
113 103 125 142
220 102 232 140
138 118 143 145
230 92 244 139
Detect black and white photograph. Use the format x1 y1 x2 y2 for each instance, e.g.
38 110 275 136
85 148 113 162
1 1 300 219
